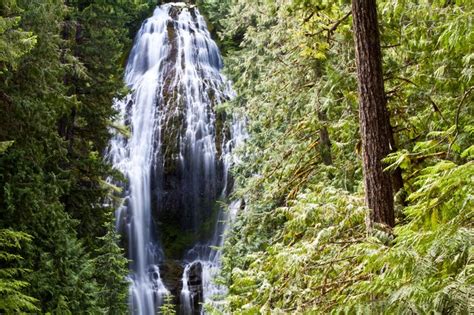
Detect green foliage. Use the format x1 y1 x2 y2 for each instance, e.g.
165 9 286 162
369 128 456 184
195 0 237 53
346 159 473 314
0 0 155 312
94 223 129 314
222 185 369 313
0 0 37 73
0 141 14 153
159 294 177 315
1 0 472 312
212 0 474 313
0 229 38 313
30 233 100 313
58 0 154 250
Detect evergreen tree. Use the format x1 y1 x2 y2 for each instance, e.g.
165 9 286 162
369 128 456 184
94 223 129 314
0 0 36 73
0 229 38 313
352 0 395 227
0 0 154 312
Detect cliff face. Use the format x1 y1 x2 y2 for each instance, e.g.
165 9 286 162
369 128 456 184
146 4 229 258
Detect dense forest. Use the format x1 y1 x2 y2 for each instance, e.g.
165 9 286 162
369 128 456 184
0 0 157 312
1 0 473 314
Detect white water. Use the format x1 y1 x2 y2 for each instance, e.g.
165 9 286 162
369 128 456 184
180 110 246 313
180 264 194 314
108 3 245 314
108 6 170 314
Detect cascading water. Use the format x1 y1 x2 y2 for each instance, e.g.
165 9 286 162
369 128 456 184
108 3 246 314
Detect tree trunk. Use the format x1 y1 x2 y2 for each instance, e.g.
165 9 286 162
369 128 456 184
318 110 333 166
352 0 394 227
388 124 404 196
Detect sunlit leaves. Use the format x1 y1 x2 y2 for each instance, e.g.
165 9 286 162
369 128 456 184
0 7 37 73
216 0 473 313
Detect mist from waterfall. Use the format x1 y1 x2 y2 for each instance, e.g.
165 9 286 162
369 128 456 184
107 3 245 314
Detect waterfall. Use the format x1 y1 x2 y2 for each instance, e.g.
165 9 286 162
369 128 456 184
108 3 246 314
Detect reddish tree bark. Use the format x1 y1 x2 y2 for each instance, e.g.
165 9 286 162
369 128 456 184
352 0 395 227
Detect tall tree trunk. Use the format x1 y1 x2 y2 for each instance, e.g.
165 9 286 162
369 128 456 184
352 0 394 227
318 110 333 166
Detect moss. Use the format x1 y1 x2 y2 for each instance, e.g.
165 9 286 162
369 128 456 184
157 200 224 259
158 216 195 259
197 199 222 240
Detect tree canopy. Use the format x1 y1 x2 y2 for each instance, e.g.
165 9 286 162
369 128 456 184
0 0 155 312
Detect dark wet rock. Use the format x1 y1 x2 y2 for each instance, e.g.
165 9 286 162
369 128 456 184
180 261 203 315
159 260 203 315
160 260 184 299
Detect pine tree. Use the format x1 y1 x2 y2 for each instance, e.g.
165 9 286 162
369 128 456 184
94 223 129 314
0 0 154 312
0 0 36 73
0 229 38 313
